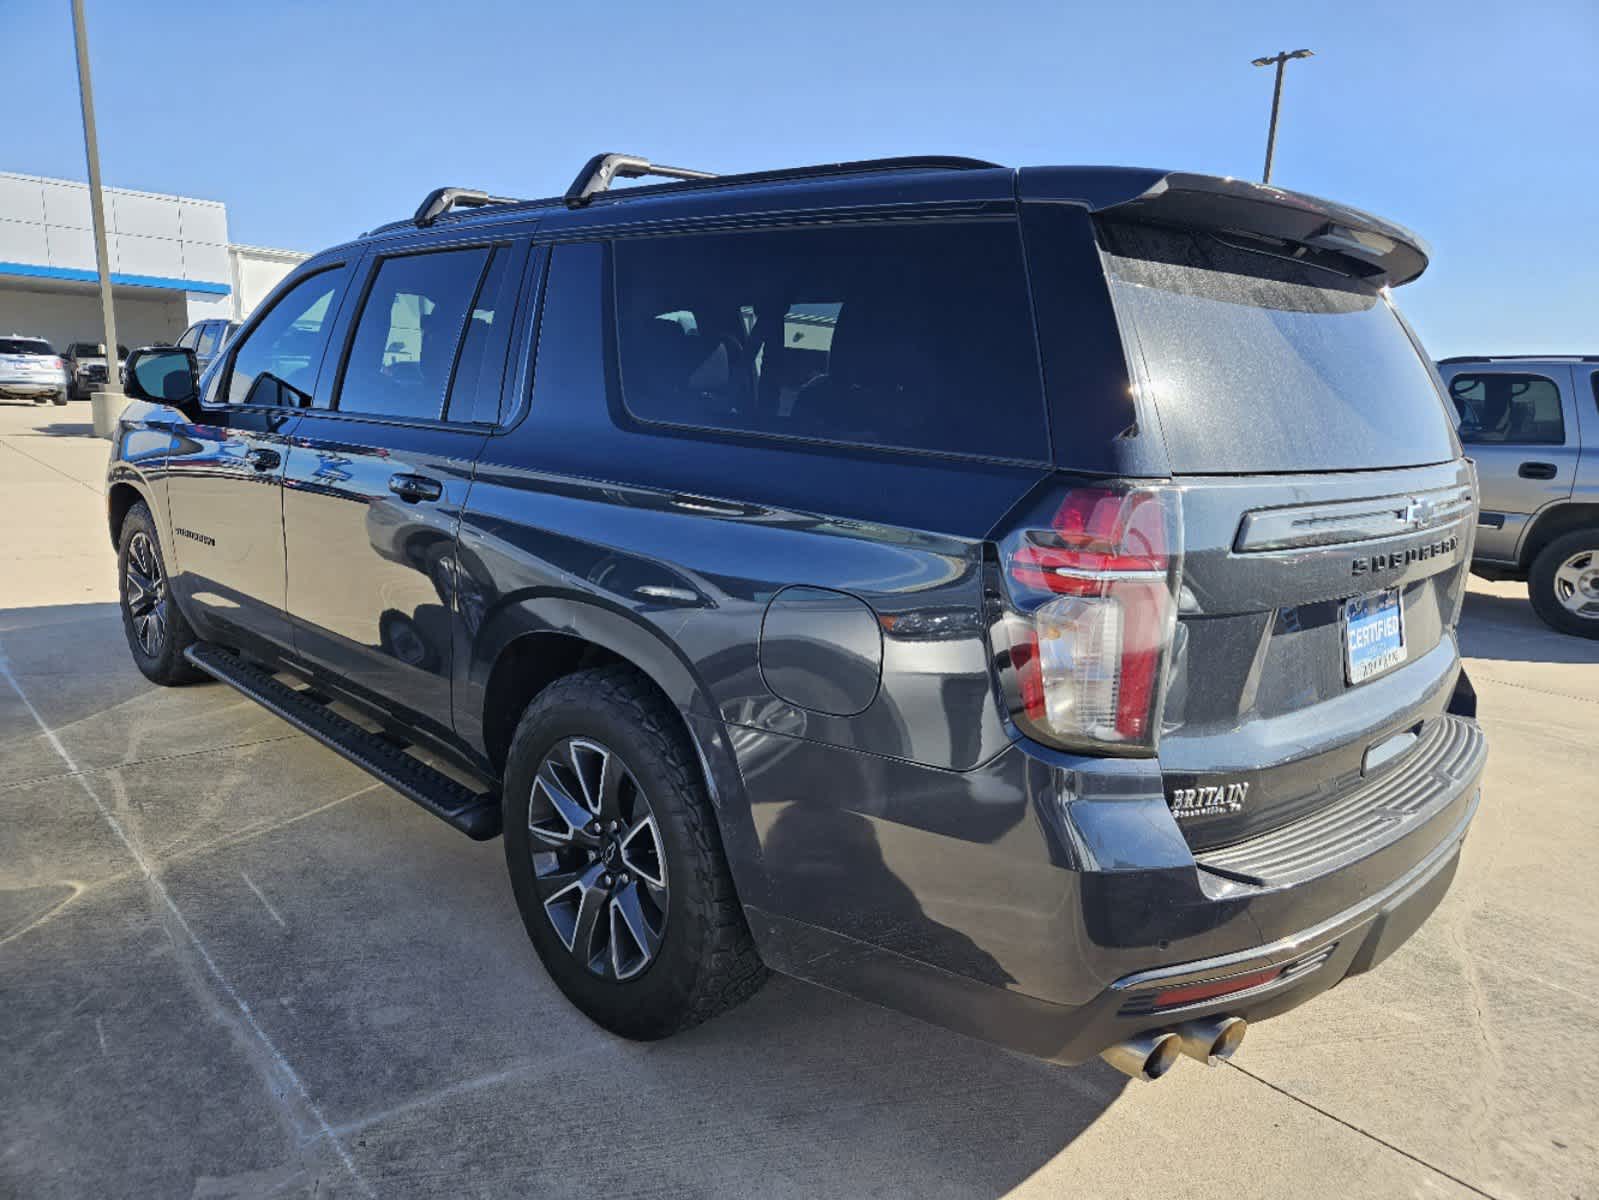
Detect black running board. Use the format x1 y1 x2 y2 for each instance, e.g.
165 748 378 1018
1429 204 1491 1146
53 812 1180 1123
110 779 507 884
185 643 501 839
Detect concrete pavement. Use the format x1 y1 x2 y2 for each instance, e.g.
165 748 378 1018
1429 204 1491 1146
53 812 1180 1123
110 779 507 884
1 397 1594 1199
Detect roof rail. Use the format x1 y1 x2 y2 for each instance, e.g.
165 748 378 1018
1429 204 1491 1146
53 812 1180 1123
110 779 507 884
1437 354 1599 364
413 187 526 227
565 154 717 208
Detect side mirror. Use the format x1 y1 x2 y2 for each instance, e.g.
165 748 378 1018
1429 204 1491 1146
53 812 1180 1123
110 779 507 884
124 346 199 408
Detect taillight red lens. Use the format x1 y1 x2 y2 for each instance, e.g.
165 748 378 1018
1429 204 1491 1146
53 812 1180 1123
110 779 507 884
996 487 1182 752
1007 491 1170 595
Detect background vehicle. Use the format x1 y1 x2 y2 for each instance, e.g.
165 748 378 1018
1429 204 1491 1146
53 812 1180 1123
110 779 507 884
107 156 1485 1082
0 335 68 404
173 318 240 374
63 341 128 401
1438 355 1599 637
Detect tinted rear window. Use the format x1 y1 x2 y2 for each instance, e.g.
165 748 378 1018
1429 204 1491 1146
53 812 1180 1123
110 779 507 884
613 221 1047 461
1 339 53 355
1100 222 1457 474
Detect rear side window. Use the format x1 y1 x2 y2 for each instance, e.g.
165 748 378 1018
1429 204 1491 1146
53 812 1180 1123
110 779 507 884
1100 222 1457 474
338 247 491 421
612 221 1048 461
443 246 521 424
1448 373 1565 445
227 269 346 405
195 323 222 358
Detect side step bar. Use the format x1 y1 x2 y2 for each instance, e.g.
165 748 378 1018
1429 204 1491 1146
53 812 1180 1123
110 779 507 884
185 643 501 840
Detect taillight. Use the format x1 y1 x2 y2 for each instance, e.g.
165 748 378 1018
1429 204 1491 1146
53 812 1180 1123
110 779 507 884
994 487 1182 753
50 357 65 370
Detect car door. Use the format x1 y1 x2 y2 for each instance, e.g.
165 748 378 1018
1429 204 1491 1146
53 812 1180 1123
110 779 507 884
162 264 354 658
280 239 526 740
1440 363 1579 563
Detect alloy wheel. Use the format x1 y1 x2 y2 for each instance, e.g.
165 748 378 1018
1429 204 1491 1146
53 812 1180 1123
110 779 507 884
527 737 668 981
1552 550 1599 619
125 532 168 656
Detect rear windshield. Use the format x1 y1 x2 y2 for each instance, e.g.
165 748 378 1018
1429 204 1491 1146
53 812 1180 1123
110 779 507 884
0 339 53 355
1099 222 1457 474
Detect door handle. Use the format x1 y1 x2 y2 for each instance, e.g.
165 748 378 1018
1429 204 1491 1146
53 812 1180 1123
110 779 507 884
1518 462 1558 480
388 473 443 503
244 447 281 472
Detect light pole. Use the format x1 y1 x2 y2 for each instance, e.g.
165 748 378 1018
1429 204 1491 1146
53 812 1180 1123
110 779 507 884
1250 48 1314 185
70 0 121 397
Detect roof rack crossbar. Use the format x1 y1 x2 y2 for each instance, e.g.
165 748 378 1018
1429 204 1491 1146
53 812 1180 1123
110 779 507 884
413 187 525 228
564 154 717 208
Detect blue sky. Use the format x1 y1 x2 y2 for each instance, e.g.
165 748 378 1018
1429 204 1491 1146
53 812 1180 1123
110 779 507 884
5 0 1594 357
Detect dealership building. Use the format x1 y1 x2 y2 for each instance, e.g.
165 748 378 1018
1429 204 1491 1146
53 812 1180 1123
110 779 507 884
0 170 307 351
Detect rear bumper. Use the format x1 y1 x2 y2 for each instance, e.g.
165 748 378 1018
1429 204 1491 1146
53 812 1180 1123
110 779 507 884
747 789 1473 1063
0 382 63 398
733 708 1485 1066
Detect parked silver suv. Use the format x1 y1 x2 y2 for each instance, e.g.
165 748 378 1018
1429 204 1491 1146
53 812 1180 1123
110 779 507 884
0 336 68 405
1438 355 1599 637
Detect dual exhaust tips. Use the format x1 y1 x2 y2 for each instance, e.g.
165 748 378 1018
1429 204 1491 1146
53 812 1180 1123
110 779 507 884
1100 1016 1247 1082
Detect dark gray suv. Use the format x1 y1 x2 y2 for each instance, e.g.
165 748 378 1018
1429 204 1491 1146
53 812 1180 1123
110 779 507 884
108 155 1486 1082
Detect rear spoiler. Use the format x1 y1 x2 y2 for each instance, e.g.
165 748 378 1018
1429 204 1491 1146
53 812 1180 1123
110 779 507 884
1017 167 1430 287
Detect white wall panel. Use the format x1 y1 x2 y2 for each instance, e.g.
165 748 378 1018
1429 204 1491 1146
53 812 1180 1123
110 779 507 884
0 219 47 265
111 190 182 239
114 234 186 279
0 176 45 225
40 181 92 229
179 201 229 245
183 241 230 283
45 224 96 271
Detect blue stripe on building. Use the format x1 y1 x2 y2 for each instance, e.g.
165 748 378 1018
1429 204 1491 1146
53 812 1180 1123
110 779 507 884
0 260 230 296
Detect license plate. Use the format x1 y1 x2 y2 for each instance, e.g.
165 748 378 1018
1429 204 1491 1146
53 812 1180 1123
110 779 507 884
1344 589 1406 684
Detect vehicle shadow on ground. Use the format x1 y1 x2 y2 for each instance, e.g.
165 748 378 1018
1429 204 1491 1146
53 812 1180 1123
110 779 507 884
0 600 1128 1198
1459 591 1599 665
14 421 96 438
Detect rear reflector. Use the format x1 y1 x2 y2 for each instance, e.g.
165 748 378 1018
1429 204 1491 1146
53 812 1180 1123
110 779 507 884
1150 965 1284 1010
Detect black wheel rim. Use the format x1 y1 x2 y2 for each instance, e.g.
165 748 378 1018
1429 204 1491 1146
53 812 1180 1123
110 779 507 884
124 532 167 657
527 737 668 980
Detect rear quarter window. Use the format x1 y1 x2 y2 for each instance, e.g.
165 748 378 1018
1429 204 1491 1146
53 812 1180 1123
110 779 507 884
1447 373 1565 445
611 220 1048 462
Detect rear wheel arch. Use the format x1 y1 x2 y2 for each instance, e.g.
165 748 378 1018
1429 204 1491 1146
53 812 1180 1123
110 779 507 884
475 599 709 775
481 631 628 775
472 596 767 909
1518 502 1599 568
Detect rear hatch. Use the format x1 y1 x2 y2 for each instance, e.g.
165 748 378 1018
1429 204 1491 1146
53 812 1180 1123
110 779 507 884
1097 214 1473 851
0 339 59 381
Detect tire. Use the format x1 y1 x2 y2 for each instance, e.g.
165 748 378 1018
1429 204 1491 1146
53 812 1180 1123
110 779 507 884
1527 529 1599 639
117 503 205 684
51 390 68 406
502 665 766 1040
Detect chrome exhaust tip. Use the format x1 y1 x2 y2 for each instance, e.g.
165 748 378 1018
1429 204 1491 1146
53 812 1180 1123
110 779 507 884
1100 1031 1184 1082
1175 1015 1247 1065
